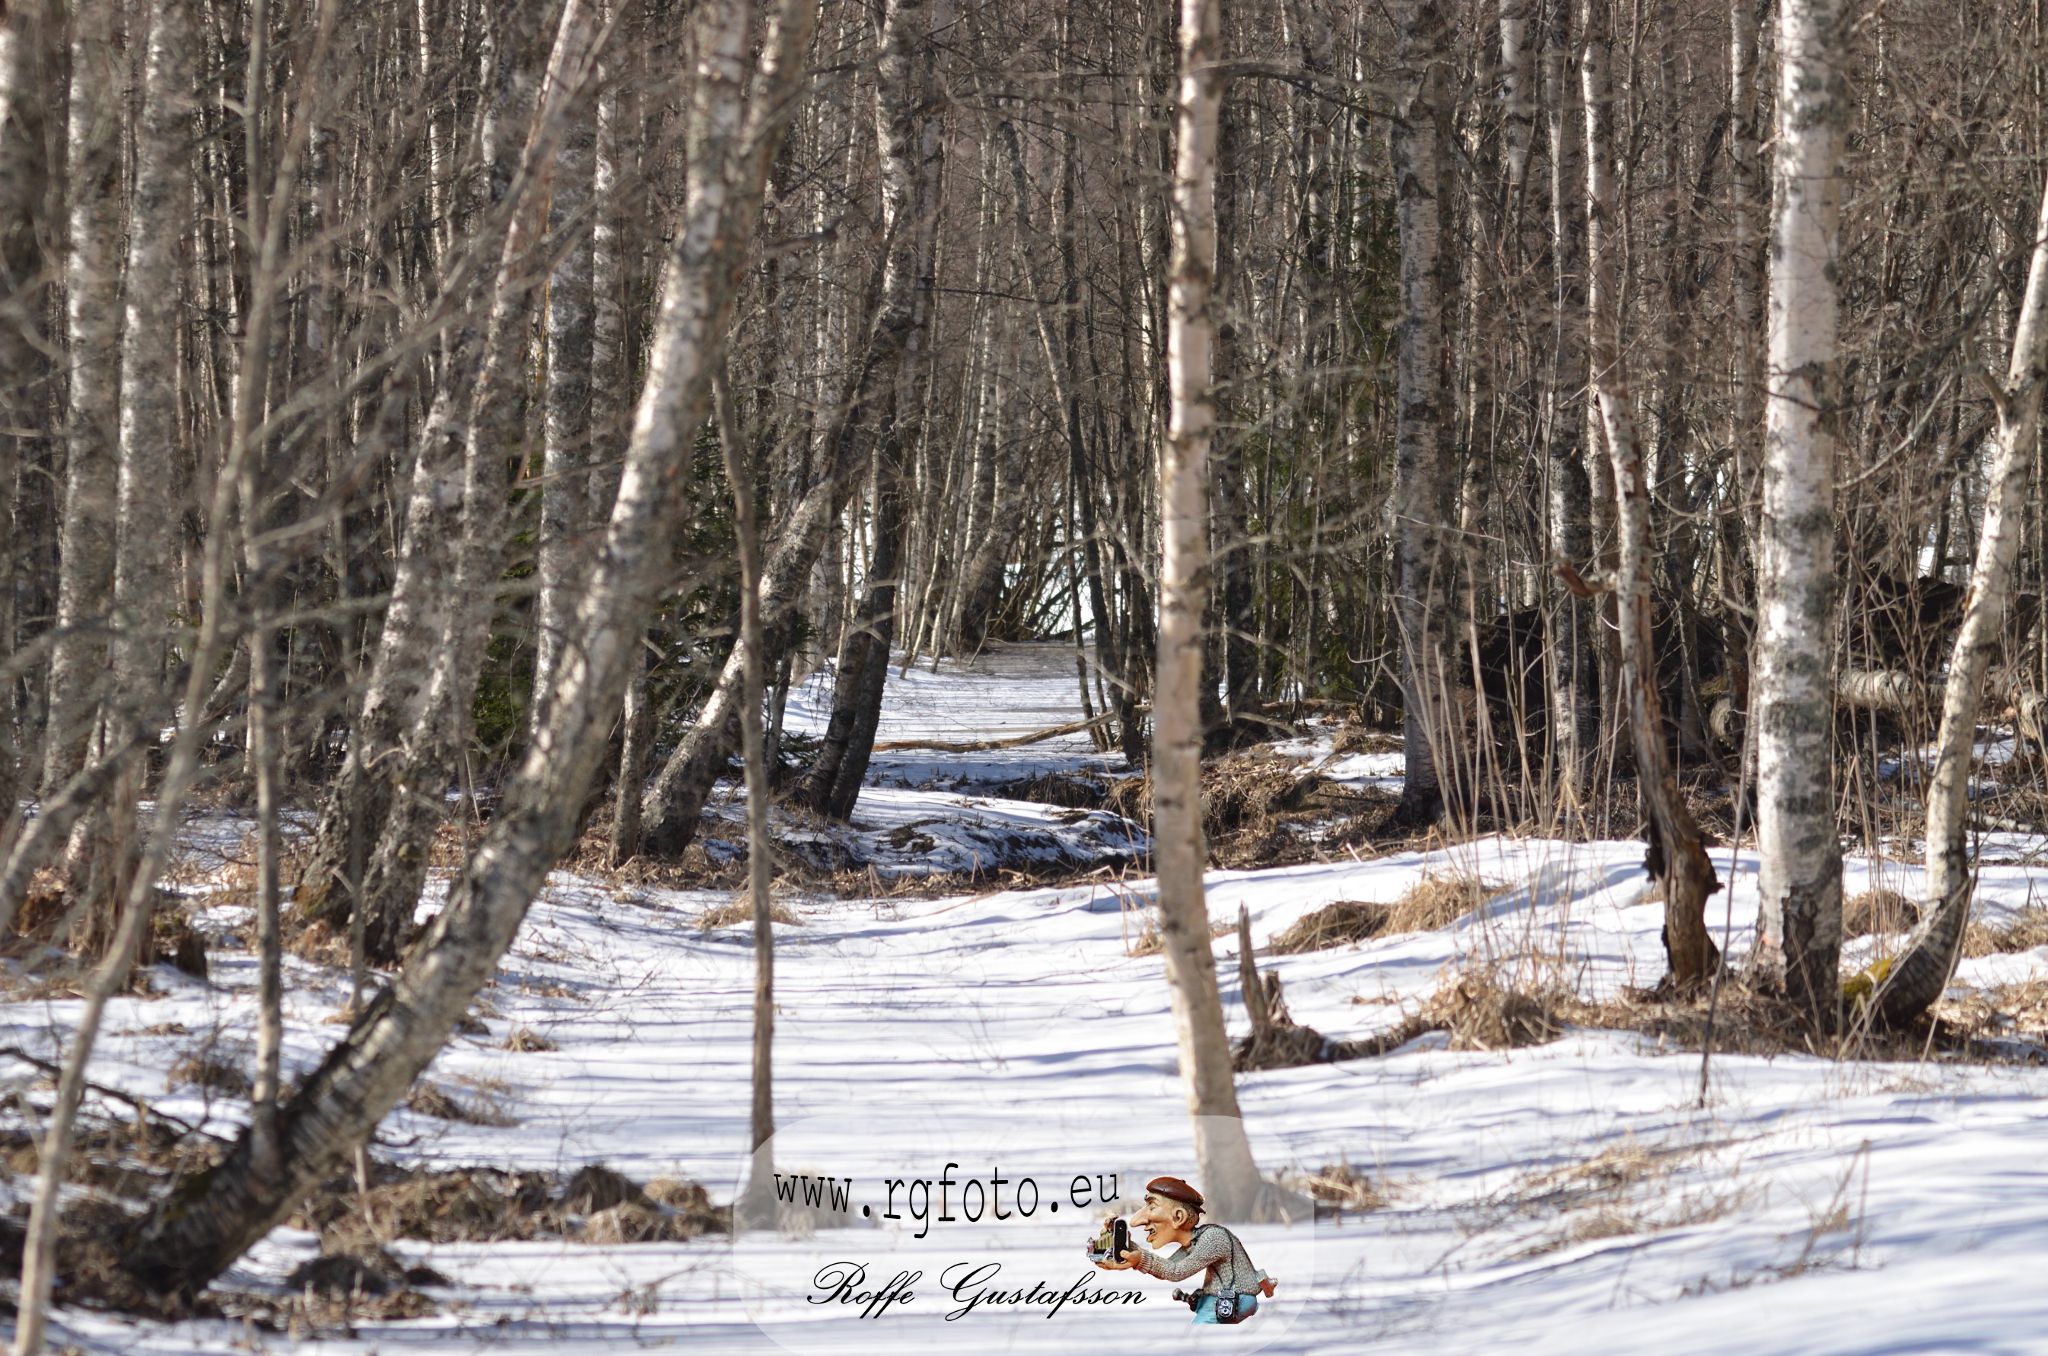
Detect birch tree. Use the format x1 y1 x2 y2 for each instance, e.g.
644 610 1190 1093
1154 0 1267 1223
1870 168 2048 1029
1580 0 1720 988
118 0 818 1296
1754 0 1847 1032
1389 0 1462 828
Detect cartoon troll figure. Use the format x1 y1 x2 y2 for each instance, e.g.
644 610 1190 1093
1092 1176 1276 1325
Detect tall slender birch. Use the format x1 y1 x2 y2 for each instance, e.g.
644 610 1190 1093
1155 0 1265 1222
1389 0 1460 827
43 0 123 797
120 0 819 1295
1872 169 2048 1029
1581 0 1720 988
1755 0 1847 1031
535 79 597 705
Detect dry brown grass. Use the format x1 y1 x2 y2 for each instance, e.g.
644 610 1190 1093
1104 756 1392 869
1494 1139 1741 1261
500 1026 558 1052
1387 872 1503 934
1128 917 1232 958
1270 901 1390 954
1843 888 1918 939
1963 907 2048 958
166 1049 251 1097
696 896 802 930
1290 1159 1389 1219
1935 978 2048 1041
1421 963 1576 1050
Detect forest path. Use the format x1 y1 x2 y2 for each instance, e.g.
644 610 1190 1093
27 646 2048 1354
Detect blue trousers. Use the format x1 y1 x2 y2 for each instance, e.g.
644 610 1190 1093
1192 1294 1258 1325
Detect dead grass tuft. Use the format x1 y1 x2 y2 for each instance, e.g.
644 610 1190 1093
1963 907 2048 958
1128 917 1232 958
166 1049 251 1097
1422 964 1575 1050
500 1026 558 1052
696 896 802 930
1386 872 1502 934
579 1201 715 1244
0 1192 204 1319
1843 888 1918 939
1291 1159 1389 1218
1270 901 1390 953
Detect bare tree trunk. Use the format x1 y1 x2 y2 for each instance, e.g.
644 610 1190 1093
1390 0 1462 827
1545 0 1595 807
303 0 595 962
17 0 313 1337
1873 168 2048 1028
0 1 48 860
1754 0 1847 1032
535 78 597 705
715 368 776 1210
802 0 948 821
1155 0 1265 1222
1581 0 1720 989
121 0 816 1298
1500 0 1537 197
42 0 123 799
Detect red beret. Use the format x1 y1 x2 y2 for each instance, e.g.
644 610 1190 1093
1145 1176 1204 1210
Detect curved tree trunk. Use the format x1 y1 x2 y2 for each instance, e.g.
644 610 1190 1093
801 0 946 821
1581 0 1720 989
1873 167 2048 1029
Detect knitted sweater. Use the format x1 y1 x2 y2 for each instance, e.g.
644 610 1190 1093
1132 1224 1269 1296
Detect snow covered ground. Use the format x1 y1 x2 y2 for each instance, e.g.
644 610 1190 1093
13 643 2048 1353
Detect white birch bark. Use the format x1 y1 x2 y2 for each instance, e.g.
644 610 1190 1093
714 368 776 1207
1581 0 1721 988
120 0 817 1295
1156 0 1266 1223
42 0 124 796
1754 0 1847 1028
1543 0 1595 806
15 0 300 1337
535 81 597 705
1873 169 2048 1028
1390 0 1461 826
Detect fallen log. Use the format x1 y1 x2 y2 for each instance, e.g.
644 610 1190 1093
871 712 1114 753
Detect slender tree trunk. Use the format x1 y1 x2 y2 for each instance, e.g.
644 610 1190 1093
42 0 123 799
120 0 816 1297
715 368 776 1210
802 0 946 821
1754 0 1847 1032
1390 0 1462 827
0 1 48 862
1581 0 1720 989
535 81 597 705
1873 168 2048 1029
17 0 316 1334
1545 0 1596 807
1156 0 1265 1223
